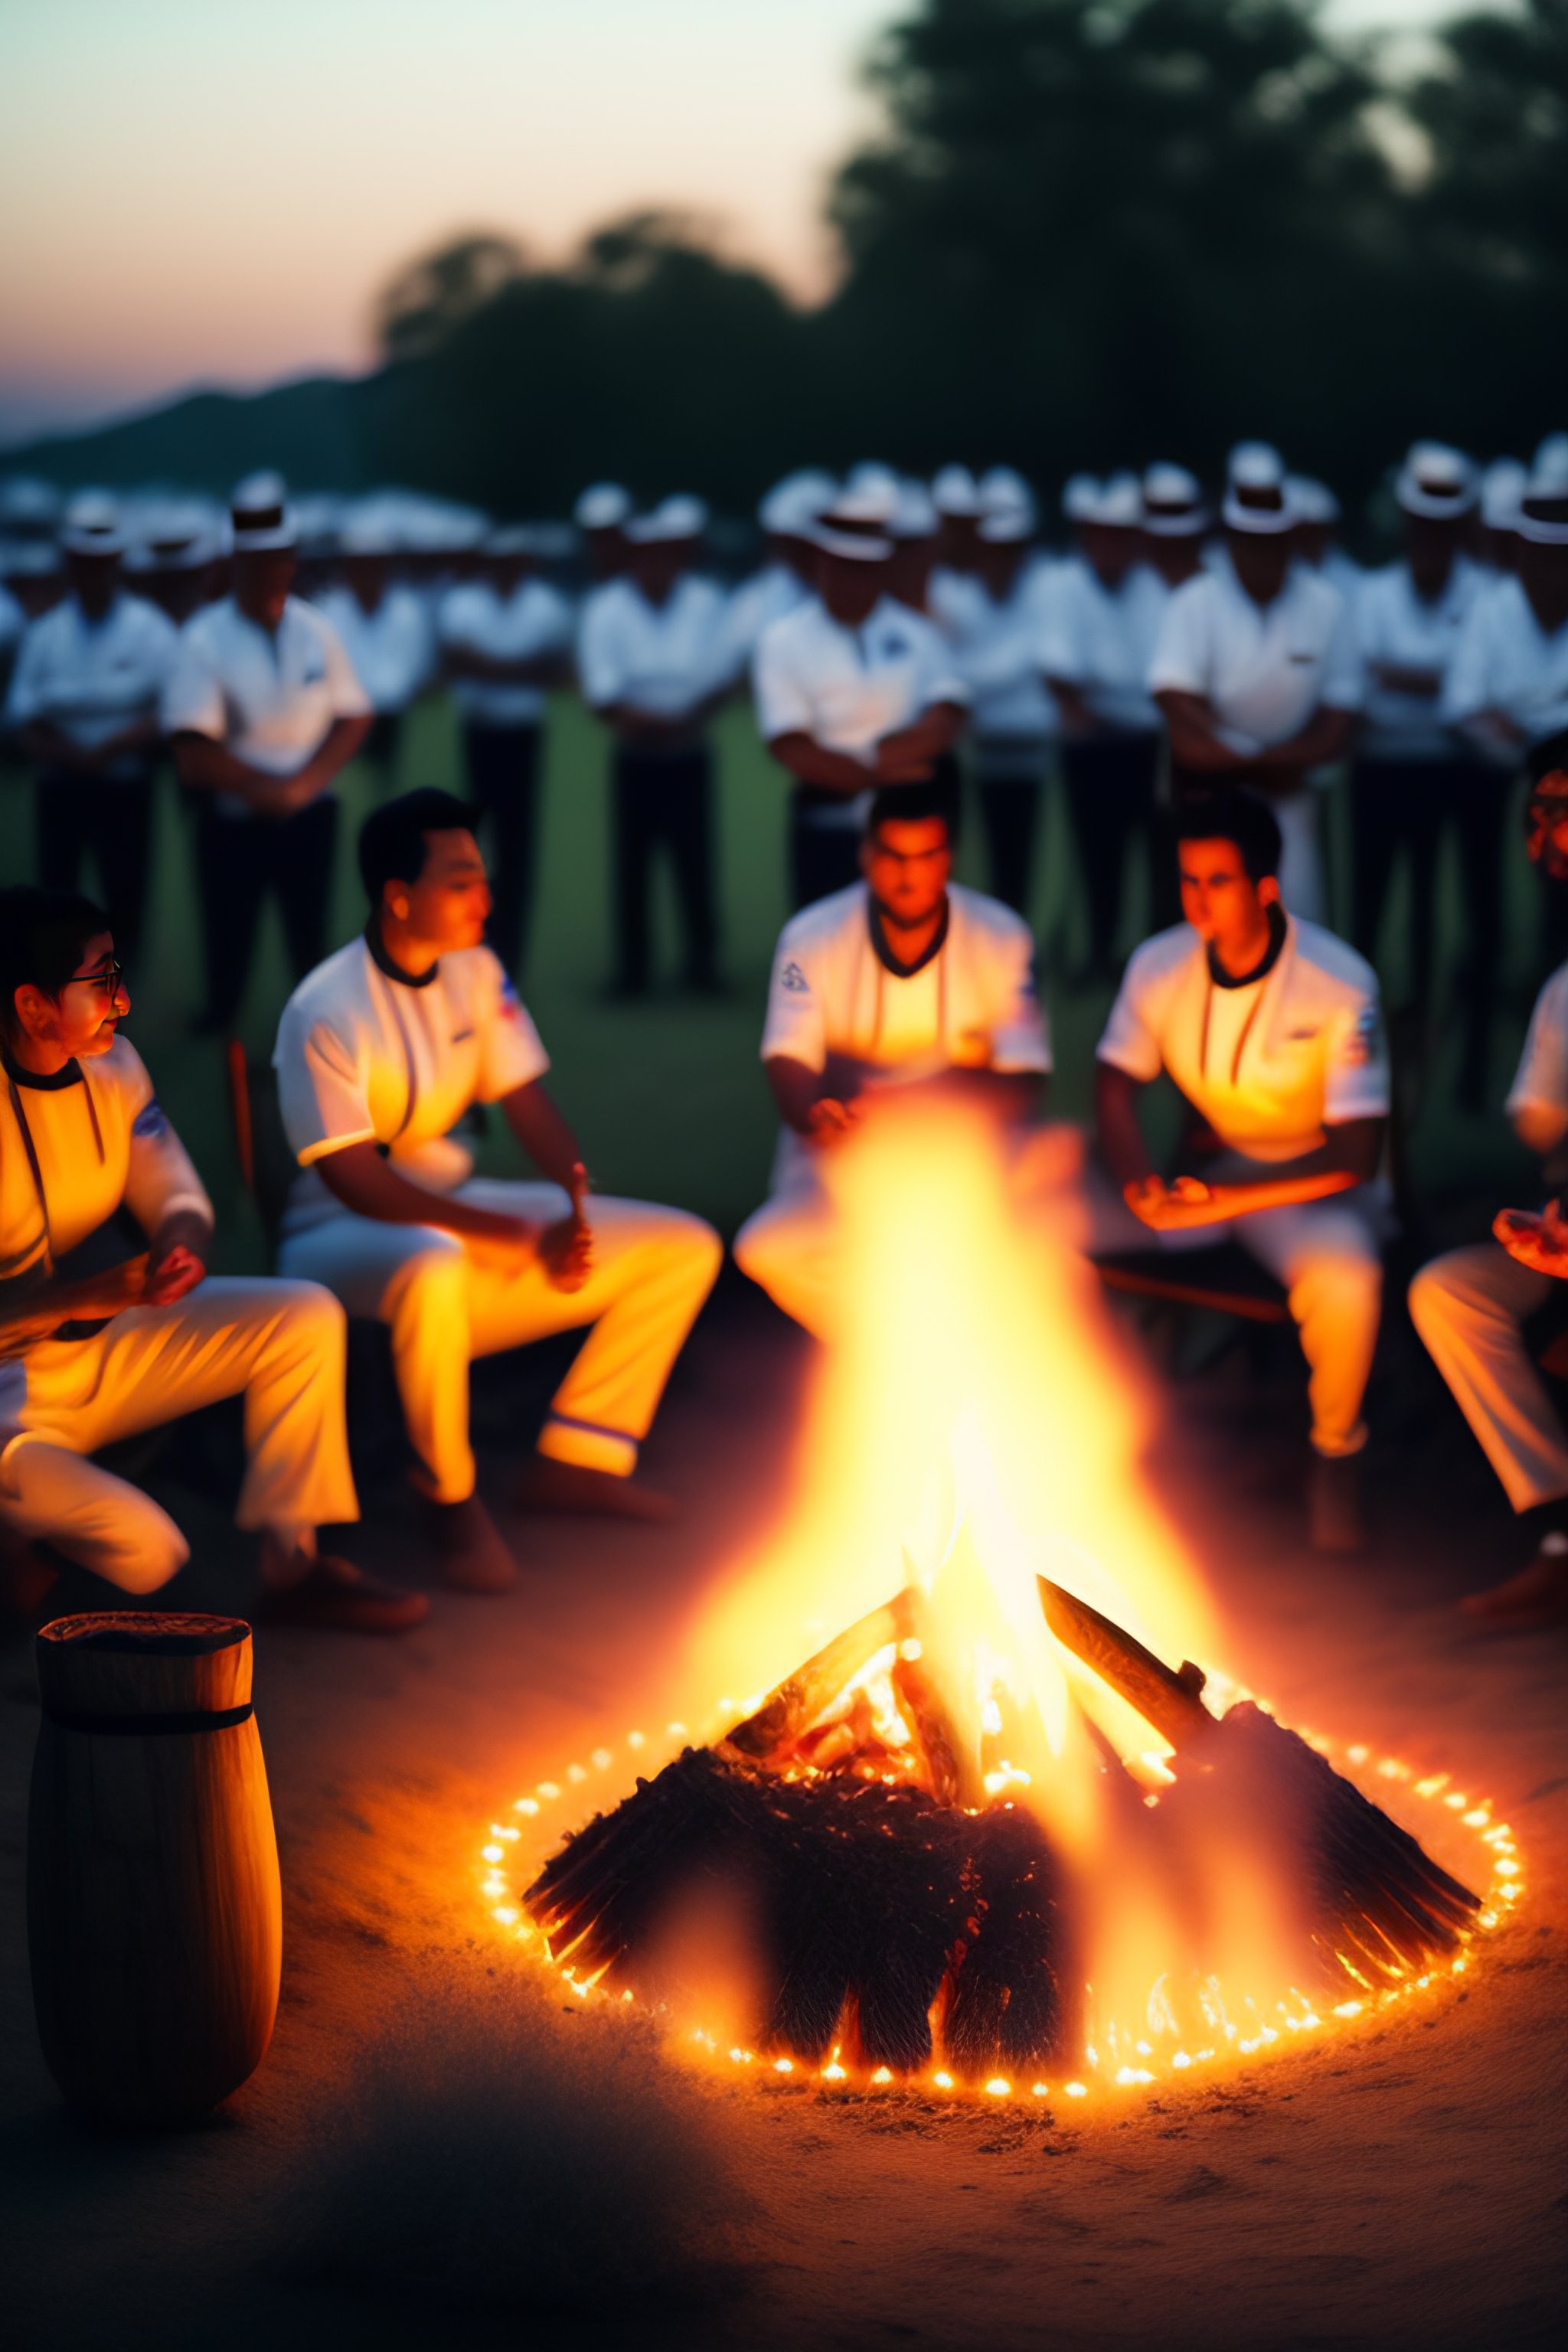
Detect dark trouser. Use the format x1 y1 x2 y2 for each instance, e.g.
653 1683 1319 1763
461 722 541 978
791 797 864 911
35 768 156 969
612 744 718 989
194 795 339 1030
974 746 1047 916
362 710 403 789
1351 755 1501 1093
1061 731 1161 977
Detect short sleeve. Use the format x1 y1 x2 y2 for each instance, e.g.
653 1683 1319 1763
315 612 372 720
1321 982 1392 1124
113 1044 214 1234
1148 580 1210 698
3 623 46 727
273 1003 377 1166
1507 969 1568 1119
162 626 225 741
753 619 814 742
474 958 551 1100
577 593 625 709
1321 587 1364 712
988 927 1053 1075
760 929 827 1073
1096 949 1166 1083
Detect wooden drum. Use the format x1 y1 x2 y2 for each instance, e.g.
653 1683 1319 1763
28 1612 283 2126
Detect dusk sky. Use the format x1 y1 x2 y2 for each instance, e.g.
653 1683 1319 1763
0 0 1494 447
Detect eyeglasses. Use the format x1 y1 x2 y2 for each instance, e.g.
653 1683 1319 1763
64 954 127 1004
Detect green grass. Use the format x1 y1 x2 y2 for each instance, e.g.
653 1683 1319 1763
0 702 1548 1275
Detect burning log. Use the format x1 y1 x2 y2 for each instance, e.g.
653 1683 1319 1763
523 1592 1076 2079
1036 1579 1481 1985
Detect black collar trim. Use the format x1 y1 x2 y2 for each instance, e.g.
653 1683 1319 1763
365 921 438 989
2 1046 83 1092
1207 901 1287 991
868 893 950 978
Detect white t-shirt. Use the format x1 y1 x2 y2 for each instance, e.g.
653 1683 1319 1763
437 577 573 728
760 881 1050 1096
1149 561 1361 756
753 594 969 763
315 583 434 717
578 574 733 723
6 593 181 777
273 935 550 1230
1097 914 1388 1164
1354 557 1487 760
0 1038 210 1299
162 595 371 818
1039 557 1166 733
1507 962 1568 1125
936 558 1060 743
1441 574 1568 758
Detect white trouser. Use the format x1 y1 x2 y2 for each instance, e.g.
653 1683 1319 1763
1408 1243 1568 1512
278 1181 722 1504
1272 786 1324 924
0 1278 358 1594
734 1155 842 1341
1086 1165 1383 1457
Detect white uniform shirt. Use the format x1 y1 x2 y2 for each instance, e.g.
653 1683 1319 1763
0 1039 210 1298
937 558 1060 744
1149 561 1361 755
315 584 433 717
1354 557 1487 760
1038 557 1166 733
162 594 371 818
437 577 573 728
1442 574 1568 757
578 574 733 723
273 935 550 1230
1507 962 1568 1127
6 593 180 777
753 594 969 764
725 564 810 668
1097 915 1388 1165
761 881 1050 1098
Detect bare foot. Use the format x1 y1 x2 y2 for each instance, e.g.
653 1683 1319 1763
1462 1534 1568 1625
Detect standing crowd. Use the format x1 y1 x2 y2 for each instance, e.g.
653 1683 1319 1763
4 435 1568 1632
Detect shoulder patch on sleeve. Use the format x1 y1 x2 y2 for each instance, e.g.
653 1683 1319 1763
131 1099 170 1139
1342 1004 1382 1067
779 959 812 995
498 975 522 1021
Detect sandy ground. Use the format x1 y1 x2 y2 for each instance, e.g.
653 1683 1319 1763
2 1274 1566 2352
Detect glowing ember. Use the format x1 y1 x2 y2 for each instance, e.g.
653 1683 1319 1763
475 1106 1518 2104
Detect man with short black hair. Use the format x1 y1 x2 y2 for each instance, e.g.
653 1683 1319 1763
0 885 413 1629
735 785 1050 1334
1092 789 1390 1544
273 791 722 1592
163 472 371 1033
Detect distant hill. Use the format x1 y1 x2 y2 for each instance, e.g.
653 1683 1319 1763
3 372 378 498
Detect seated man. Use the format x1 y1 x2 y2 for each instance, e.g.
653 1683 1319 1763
734 783 1050 1335
1409 738 1568 1625
0 887 415 1632
273 789 723 1590
1091 789 1389 1547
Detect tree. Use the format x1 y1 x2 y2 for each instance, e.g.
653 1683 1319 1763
376 234 527 363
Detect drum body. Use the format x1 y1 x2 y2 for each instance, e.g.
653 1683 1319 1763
27 1612 282 2126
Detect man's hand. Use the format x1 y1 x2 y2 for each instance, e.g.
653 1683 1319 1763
1124 1174 1226 1232
1494 1202 1568 1279
805 1097 859 1148
145 1212 211 1306
538 1212 593 1292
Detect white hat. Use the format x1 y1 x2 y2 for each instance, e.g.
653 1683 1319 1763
978 465 1031 511
573 482 632 532
0 537 62 580
978 503 1035 546
1287 475 1340 527
759 470 835 535
890 479 939 539
1062 472 1100 523
824 480 899 531
1395 443 1477 520
847 461 902 509
0 476 62 534
229 471 296 553
1096 471 1144 528
483 523 545 559
1533 433 1568 486
129 497 222 571
1142 462 1208 537
60 490 126 557
338 502 403 557
931 463 981 517
626 494 707 544
1223 446 1295 534
1517 469 1568 547
1481 458 1527 533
